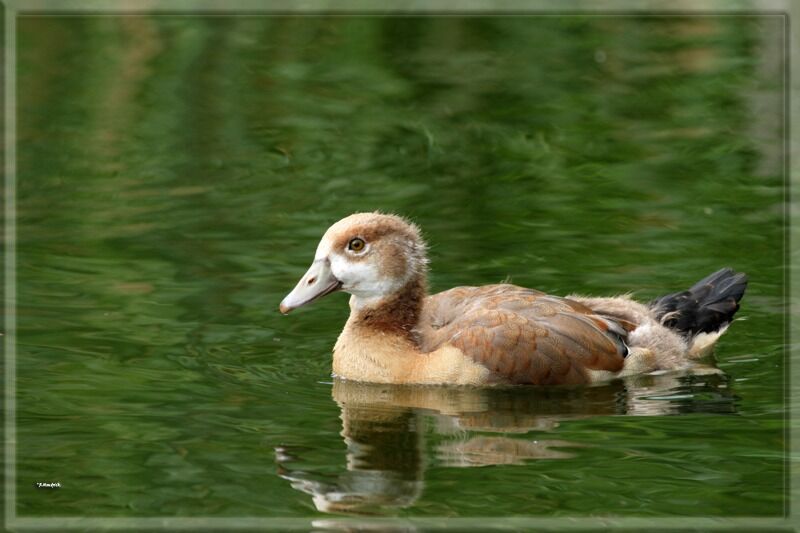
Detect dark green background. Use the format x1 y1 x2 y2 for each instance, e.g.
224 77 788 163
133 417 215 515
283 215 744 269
16 15 785 517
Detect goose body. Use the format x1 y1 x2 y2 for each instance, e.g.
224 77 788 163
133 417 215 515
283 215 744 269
280 213 747 386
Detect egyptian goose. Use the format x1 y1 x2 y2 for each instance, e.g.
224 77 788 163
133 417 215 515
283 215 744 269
279 213 747 386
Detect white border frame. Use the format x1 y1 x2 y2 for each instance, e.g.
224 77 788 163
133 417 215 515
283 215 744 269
3 1 795 530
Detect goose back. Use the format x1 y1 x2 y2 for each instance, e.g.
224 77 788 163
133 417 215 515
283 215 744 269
417 284 632 385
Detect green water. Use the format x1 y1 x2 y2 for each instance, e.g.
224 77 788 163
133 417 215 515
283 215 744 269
14 14 785 522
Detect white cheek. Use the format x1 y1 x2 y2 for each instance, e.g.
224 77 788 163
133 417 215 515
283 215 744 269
330 254 377 288
330 254 402 298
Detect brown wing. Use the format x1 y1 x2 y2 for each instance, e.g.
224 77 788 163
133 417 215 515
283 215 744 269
418 284 630 385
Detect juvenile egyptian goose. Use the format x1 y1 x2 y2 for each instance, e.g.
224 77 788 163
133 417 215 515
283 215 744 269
279 213 747 386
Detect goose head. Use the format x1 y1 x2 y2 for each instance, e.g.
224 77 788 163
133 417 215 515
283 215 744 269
279 212 428 314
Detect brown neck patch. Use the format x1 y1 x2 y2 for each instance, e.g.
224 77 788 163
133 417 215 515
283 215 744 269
354 275 427 345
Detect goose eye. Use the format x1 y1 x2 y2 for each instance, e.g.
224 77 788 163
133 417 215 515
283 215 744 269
347 238 366 252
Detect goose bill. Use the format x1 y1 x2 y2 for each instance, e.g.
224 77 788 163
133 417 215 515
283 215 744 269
279 259 342 314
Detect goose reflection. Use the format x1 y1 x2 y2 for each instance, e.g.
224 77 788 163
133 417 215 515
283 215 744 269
276 369 735 515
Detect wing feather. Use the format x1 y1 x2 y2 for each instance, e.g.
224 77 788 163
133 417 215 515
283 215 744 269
419 284 629 385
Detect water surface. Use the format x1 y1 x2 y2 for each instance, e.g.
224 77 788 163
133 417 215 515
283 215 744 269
15 14 785 521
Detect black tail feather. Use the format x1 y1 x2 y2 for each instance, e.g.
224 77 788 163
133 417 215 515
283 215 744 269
650 268 748 336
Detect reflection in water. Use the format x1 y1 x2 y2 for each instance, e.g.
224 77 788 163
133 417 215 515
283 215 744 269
277 371 735 515
276 403 424 515
277 437 423 514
